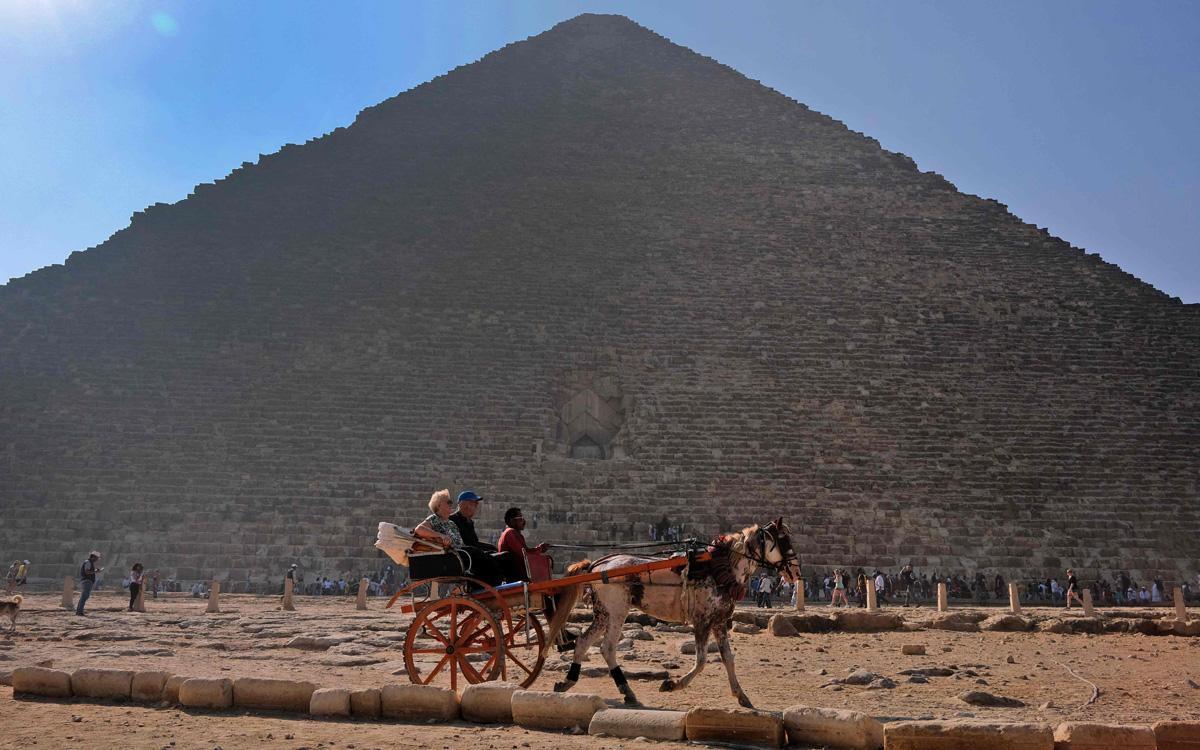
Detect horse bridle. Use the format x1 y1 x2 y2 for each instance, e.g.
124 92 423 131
737 522 800 578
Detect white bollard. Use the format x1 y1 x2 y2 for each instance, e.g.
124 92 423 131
865 581 878 611
937 582 948 613
1008 582 1021 614
61 575 74 610
1082 588 1095 617
1176 586 1187 622
282 577 296 611
205 580 221 613
795 583 805 613
356 577 369 611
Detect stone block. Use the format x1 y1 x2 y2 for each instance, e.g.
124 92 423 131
350 687 382 718
1052 722 1155 750
590 708 688 741
511 690 605 731
163 674 188 704
769 613 798 636
178 678 233 709
983 614 1033 632
791 613 838 633
12 666 72 698
884 720 1053 750
1153 721 1200 750
785 705 883 750
901 644 925 655
380 683 459 722
460 681 520 724
929 612 984 632
232 676 316 713
309 687 351 717
685 707 785 748
131 671 171 702
70 668 134 699
833 611 903 632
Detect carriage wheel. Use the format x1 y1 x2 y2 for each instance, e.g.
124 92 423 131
404 596 504 690
503 611 547 688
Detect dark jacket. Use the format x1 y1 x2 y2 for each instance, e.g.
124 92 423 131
449 511 497 552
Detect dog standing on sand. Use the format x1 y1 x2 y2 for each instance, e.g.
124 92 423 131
0 595 22 632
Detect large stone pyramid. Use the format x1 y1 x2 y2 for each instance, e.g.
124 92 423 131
2 14 1196 588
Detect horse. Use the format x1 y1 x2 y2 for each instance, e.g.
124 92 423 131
544 517 800 708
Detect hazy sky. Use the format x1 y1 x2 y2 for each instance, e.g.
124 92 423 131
2 1 1197 302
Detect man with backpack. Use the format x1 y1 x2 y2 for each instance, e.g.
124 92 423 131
76 551 102 616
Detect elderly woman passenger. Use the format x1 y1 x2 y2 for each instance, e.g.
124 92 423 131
415 489 462 550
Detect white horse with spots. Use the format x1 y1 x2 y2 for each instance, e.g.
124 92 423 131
545 518 800 708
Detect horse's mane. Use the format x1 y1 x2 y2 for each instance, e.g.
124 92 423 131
692 525 759 600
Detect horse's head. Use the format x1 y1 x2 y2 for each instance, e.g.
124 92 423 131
759 517 801 585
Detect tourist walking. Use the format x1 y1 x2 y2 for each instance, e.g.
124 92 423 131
1064 568 1084 609
128 563 144 611
3 561 18 595
899 564 916 607
77 551 102 616
830 568 850 607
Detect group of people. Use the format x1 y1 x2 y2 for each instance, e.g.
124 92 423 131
411 489 548 587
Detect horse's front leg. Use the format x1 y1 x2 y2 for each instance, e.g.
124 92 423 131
553 596 606 693
661 622 709 693
712 623 753 708
599 614 640 706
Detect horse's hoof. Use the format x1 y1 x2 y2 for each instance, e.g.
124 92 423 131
658 679 675 692
737 694 754 709
552 682 569 693
623 695 641 707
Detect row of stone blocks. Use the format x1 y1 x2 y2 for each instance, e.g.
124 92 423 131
10 666 1199 749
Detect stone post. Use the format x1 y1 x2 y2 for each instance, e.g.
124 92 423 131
134 579 147 612
282 577 296 611
1008 582 1021 614
937 582 948 612
357 577 369 611
1176 586 1187 622
205 580 221 614
61 575 74 610
865 580 878 611
794 582 805 613
1082 588 1095 617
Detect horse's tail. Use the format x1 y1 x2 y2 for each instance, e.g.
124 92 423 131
9 595 21 605
545 558 591 645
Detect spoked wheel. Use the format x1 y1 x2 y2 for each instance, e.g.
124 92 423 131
404 596 504 690
503 610 547 688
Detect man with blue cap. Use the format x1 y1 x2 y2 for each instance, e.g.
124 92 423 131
449 490 498 554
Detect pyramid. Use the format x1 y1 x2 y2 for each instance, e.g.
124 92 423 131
2 14 1197 588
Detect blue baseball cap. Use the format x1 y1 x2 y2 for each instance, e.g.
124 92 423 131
457 490 483 502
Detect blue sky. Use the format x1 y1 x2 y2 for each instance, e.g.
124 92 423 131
2 1 1197 302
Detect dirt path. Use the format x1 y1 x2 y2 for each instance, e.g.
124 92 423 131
1 592 1197 748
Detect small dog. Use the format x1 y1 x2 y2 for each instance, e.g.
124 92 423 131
0 595 22 632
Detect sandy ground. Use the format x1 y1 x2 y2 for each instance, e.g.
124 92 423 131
1 591 1197 749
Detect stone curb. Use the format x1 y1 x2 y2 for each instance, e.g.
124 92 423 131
7 665 1197 750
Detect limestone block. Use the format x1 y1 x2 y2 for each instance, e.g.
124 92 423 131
833 611 902 632
178 678 233 709
1154 721 1200 750
768 613 798 636
929 612 984 632
71 668 134 699
1158 619 1200 637
785 706 883 750
791 613 837 633
309 687 351 717
232 676 316 712
460 681 520 724
12 666 72 698
983 614 1033 632
511 690 605 731
380 683 459 722
349 687 382 718
685 708 785 748
1052 722 1155 750
884 720 1053 750
901 644 925 655
590 708 688 741
163 674 189 704
131 671 171 702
